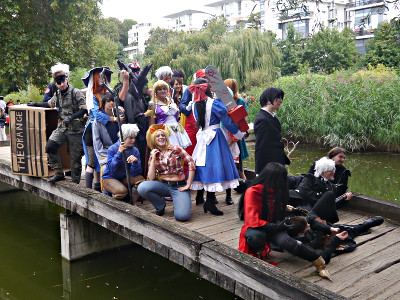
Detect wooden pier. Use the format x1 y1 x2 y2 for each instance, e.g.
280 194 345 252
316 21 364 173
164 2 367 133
0 144 399 300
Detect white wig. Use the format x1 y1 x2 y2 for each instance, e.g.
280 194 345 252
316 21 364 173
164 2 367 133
119 124 140 140
155 66 173 80
314 157 336 177
50 62 70 77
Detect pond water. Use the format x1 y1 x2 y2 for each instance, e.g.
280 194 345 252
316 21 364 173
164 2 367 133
244 143 400 203
0 184 239 300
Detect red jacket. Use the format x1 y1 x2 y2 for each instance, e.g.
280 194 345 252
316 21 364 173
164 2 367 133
238 184 275 258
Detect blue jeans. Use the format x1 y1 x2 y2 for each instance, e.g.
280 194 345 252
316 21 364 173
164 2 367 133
137 180 192 221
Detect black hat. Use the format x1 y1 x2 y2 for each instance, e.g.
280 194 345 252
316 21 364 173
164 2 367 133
81 66 113 87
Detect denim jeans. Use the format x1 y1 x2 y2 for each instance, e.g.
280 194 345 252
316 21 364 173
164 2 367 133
137 180 192 221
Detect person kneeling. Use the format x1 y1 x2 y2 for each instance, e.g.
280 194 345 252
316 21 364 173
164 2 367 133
102 124 145 204
137 125 195 222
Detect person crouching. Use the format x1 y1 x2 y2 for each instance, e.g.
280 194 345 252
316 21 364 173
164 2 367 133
102 124 145 204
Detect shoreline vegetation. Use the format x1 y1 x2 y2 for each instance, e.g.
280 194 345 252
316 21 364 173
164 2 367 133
5 65 399 153
246 65 400 153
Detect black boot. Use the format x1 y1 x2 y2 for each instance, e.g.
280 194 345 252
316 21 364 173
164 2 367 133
195 189 205 205
48 171 65 183
225 188 234 205
204 192 223 215
360 216 384 233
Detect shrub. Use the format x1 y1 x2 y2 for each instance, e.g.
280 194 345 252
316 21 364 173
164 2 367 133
245 66 400 152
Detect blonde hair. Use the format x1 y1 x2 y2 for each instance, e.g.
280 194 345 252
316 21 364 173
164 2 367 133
150 80 172 118
146 128 171 150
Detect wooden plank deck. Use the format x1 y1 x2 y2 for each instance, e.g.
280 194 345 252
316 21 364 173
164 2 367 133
1 144 399 299
136 189 400 299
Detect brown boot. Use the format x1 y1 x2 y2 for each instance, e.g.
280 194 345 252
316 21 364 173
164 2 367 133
312 256 333 281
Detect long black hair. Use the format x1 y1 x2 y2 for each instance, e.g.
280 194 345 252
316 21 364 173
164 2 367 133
238 162 289 222
193 78 212 129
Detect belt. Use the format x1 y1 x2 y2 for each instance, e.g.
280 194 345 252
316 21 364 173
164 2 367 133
162 180 186 187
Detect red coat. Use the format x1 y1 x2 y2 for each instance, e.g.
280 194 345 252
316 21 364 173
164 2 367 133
238 184 275 259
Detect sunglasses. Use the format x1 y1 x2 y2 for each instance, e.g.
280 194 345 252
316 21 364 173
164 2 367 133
55 75 67 85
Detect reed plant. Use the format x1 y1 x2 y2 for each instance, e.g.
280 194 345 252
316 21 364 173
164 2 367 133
246 65 400 152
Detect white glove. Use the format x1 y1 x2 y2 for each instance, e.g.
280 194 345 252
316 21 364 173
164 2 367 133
186 101 193 111
234 131 245 140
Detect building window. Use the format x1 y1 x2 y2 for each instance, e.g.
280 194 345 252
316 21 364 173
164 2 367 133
282 19 310 39
354 7 384 30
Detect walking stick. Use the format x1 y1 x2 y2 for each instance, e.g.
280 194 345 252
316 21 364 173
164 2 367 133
100 69 135 205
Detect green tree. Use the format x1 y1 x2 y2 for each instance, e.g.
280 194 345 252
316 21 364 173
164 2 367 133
144 18 280 88
278 22 304 76
0 0 101 93
144 27 181 57
98 18 121 43
365 20 400 71
120 19 137 45
302 27 358 74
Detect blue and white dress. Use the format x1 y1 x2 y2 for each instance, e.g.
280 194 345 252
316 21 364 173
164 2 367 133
190 97 243 192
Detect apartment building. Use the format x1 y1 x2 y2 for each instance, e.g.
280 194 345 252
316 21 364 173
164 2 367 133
124 23 153 59
205 0 259 27
164 9 213 32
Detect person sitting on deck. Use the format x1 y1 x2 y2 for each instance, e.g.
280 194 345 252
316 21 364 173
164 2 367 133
238 162 350 281
308 147 352 199
102 124 145 204
137 125 195 221
289 157 353 224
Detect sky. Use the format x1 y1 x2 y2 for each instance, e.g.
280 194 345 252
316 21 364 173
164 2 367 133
100 0 214 25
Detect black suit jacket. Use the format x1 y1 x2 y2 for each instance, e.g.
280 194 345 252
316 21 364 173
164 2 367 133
254 109 290 174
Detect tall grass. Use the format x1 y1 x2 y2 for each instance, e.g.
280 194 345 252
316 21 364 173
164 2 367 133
246 65 400 152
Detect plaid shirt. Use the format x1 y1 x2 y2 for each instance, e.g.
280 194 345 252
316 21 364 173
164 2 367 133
151 145 195 176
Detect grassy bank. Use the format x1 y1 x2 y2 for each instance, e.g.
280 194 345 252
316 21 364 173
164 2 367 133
246 66 400 152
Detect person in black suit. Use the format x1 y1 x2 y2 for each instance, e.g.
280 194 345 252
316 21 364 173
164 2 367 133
254 87 290 175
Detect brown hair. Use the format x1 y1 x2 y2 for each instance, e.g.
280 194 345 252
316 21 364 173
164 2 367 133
224 78 239 100
328 147 346 159
285 216 308 237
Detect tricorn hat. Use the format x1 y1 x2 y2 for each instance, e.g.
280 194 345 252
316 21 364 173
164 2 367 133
81 66 113 87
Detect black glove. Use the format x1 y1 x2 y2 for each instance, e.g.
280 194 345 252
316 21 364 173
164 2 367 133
63 116 72 125
136 63 152 92
27 101 38 107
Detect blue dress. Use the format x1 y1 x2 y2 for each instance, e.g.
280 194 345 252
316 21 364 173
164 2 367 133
190 98 242 192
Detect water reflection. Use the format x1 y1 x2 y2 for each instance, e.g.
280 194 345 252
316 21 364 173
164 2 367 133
0 185 239 300
244 143 400 203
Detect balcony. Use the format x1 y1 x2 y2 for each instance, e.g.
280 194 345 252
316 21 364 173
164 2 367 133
279 11 313 21
354 27 375 36
349 0 384 8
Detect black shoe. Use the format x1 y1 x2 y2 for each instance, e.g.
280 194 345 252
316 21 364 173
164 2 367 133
225 197 234 205
203 200 223 216
65 170 72 176
156 207 165 216
48 172 65 183
196 196 205 205
361 216 384 232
